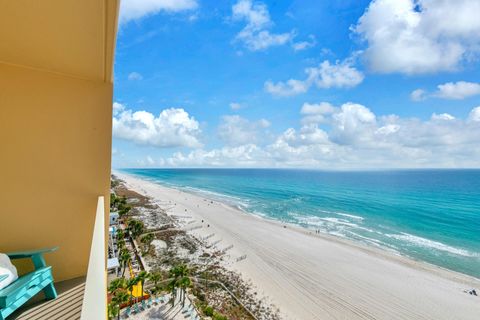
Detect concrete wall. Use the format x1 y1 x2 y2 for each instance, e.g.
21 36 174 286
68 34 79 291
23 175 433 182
0 62 112 281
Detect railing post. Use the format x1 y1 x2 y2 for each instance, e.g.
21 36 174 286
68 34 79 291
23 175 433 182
81 196 107 320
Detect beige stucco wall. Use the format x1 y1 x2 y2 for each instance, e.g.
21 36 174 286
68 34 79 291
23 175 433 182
0 62 112 281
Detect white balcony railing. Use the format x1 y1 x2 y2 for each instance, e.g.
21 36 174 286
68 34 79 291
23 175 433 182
80 196 107 320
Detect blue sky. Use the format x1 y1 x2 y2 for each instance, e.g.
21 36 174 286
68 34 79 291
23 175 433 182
112 0 480 169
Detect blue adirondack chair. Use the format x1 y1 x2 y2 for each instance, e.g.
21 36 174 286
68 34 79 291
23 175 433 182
0 247 58 320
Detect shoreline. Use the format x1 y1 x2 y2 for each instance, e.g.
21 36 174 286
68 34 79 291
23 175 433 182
115 171 480 320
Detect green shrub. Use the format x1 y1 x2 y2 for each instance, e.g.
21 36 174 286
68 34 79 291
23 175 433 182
203 306 214 317
213 313 228 320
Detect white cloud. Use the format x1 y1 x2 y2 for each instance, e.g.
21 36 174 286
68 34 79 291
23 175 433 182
264 79 309 97
265 59 364 97
230 102 243 110
300 102 336 124
112 102 202 148
330 103 377 145
468 106 480 122
128 72 143 81
410 89 427 101
218 115 270 146
120 0 198 24
431 113 455 121
434 81 480 100
166 144 269 167
412 81 480 101
301 102 336 115
113 102 126 115
232 0 295 51
307 60 364 89
353 0 480 74
162 104 480 169
292 35 316 52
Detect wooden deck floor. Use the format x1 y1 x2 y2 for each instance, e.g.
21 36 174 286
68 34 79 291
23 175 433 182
9 276 85 320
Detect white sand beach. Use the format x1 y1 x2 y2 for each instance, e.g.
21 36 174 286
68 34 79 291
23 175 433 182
116 172 480 320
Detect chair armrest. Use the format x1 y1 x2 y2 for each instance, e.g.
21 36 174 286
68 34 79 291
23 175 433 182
0 274 8 282
6 247 58 260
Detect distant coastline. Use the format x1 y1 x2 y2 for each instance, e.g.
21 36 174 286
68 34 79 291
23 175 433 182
118 168 480 279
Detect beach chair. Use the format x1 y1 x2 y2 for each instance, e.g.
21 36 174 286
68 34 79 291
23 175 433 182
133 303 141 313
124 306 131 317
147 297 153 307
141 299 147 310
0 247 58 320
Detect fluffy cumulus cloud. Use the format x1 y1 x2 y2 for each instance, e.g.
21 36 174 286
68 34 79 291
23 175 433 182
434 81 480 100
410 89 427 101
218 115 270 146
353 0 480 74
112 102 202 148
300 102 336 124
120 0 198 24
232 0 295 51
468 106 480 122
165 144 270 167
411 81 480 101
265 59 364 97
161 103 480 168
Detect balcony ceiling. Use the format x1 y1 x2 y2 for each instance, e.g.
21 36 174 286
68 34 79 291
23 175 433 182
0 0 118 83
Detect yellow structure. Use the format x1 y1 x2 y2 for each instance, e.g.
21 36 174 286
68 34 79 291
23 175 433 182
128 262 147 298
0 0 119 283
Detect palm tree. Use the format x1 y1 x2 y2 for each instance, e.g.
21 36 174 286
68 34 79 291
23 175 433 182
108 277 126 295
117 239 126 251
108 278 128 320
178 276 191 307
169 264 191 307
110 193 119 211
119 251 131 277
148 271 162 295
127 219 145 239
108 302 119 320
116 229 125 241
119 205 132 217
167 278 177 307
111 290 129 320
126 277 137 306
140 233 154 254
136 270 149 298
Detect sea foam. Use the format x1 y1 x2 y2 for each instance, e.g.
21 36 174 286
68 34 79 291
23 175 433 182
386 232 477 257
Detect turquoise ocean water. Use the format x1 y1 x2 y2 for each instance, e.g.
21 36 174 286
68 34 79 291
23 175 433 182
122 169 480 279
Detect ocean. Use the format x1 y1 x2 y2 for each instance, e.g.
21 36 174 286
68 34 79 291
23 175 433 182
122 168 480 279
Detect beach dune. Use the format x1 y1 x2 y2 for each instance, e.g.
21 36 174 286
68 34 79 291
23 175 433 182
117 172 480 320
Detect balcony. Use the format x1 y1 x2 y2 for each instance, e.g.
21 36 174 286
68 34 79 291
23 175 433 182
7 197 107 320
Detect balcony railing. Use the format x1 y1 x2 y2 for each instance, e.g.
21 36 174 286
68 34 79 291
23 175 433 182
80 196 107 320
